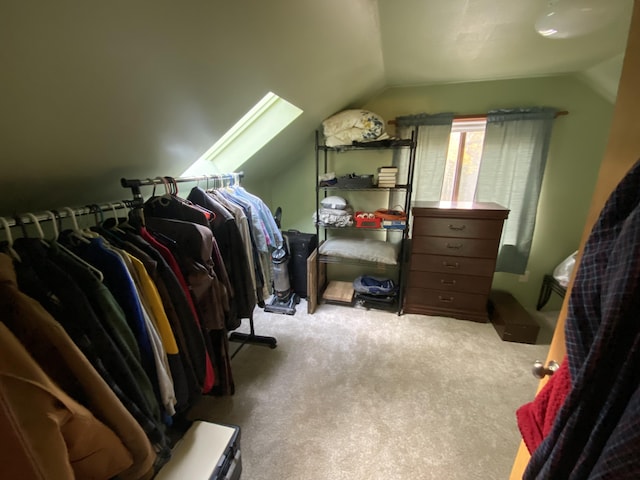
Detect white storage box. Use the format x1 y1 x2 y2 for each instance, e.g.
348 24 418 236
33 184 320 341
155 421 241 480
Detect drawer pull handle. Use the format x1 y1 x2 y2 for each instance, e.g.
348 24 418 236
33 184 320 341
440 279 456 286
442 261 460 269
446 243 463 249
438 295 454 303
448 224 466 231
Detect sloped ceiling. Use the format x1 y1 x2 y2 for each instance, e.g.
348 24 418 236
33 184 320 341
379 0 632 86
0 0 634 215
0 0 385 213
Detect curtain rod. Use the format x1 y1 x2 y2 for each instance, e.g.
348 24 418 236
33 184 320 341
1 201 136 229
388 110 569 125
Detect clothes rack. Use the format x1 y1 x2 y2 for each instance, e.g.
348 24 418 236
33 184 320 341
120 172 277 357
1 200 138 229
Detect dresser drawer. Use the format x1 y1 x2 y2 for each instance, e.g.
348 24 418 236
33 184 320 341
405 288 488 313
406 270 492 295
411 236 500 258
412 217 505 239
409 254 496 277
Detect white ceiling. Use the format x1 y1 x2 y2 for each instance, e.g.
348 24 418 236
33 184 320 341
0 0 635 214
379 0 633 89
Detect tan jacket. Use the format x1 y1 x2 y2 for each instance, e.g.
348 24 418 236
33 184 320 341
0 322 132 479
0 253 157 479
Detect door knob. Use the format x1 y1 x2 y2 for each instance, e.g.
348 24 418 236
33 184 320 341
532 360 560 379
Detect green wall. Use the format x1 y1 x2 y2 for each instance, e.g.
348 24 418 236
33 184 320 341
271 75 615 309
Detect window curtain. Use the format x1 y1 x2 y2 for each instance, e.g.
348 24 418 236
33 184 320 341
474 107 557 274
394 113 455 203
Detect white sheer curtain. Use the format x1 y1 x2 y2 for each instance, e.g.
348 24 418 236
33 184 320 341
394 113 455 203
474 107 557 274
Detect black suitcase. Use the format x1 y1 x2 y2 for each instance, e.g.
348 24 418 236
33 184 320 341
282 229 318 298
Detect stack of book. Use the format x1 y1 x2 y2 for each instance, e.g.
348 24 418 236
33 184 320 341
377 166 398 188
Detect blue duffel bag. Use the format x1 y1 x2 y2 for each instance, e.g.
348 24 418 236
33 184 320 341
352 276 397 296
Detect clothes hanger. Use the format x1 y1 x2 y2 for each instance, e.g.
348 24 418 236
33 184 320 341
176 174 217 219
24 213 49 247
92 203 129 247
223 174 236 192
146 176 173 207
0 216 22 262
60 206 91 244
63 206 81 231
105 202 128 233
158 176 171 195
91 204 104 226
53 208 105 282
149 178 158 198
164 176 178 196
80 205 103 239
44 210 59 241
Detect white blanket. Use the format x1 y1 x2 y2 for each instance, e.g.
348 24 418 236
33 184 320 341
322 109 389 147
314 207 353 227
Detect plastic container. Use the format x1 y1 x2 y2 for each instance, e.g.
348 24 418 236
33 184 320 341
354 212 382 228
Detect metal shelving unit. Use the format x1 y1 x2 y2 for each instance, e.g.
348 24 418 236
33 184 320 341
313 130 417 314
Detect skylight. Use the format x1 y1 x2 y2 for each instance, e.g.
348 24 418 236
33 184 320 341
181 91 303 176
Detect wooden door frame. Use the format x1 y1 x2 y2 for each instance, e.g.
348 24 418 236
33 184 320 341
510 1 640 476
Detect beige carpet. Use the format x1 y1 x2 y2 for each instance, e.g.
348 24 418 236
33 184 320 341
189 300 554 480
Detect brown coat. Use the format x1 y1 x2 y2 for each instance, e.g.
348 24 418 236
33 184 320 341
0 253 157 479
0 322 132 479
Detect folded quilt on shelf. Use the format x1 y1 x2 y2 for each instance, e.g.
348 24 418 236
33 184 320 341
314 207 353 228
322 109 389 147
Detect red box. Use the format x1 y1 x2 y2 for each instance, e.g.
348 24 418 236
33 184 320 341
354 212 382 228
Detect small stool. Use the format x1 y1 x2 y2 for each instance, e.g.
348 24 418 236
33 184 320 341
536 274 567 310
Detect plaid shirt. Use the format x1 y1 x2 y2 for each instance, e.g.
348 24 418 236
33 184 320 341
526 159 640 479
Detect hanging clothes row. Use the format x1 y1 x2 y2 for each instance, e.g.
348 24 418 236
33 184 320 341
1 202 173 479
120 173 281 354
0 174 282 478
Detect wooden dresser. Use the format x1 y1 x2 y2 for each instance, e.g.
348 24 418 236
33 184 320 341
404 201 509 322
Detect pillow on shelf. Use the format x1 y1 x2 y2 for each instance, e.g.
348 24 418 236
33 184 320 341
318 238 399 265
321 196 347 210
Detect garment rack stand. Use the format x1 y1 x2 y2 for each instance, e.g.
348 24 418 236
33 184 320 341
120 173 277 357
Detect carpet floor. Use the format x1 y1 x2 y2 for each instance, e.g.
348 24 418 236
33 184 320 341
189 300 554 480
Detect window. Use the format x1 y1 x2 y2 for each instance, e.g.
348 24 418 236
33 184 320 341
440 118 486 202
181 91 303 176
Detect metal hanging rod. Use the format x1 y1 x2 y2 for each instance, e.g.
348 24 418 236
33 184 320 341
1 200 137 229
120 172 244 204
120 172 244 190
